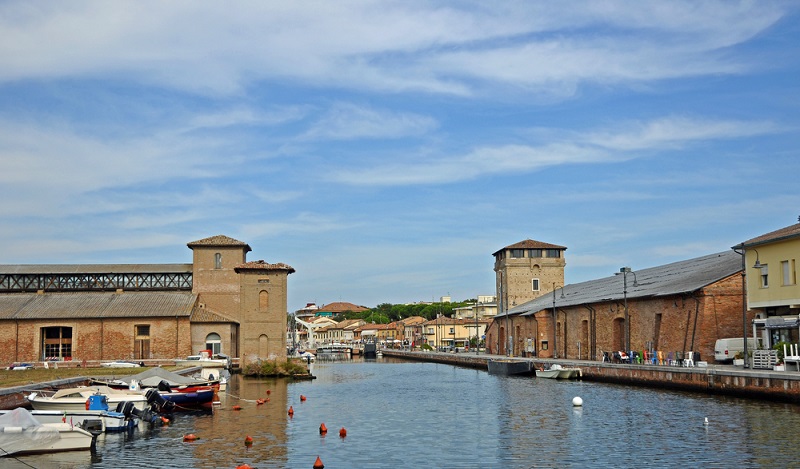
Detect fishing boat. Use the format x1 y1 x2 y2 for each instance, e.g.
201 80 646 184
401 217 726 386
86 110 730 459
0 406 138 433
0 408 96 457
90 366 223 393
535 363 581 379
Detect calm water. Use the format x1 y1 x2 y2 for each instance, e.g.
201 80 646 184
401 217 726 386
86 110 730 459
7 357 800 468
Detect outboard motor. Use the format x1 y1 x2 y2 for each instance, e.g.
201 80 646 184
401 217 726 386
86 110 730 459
157 380 172 393
145 387 176 413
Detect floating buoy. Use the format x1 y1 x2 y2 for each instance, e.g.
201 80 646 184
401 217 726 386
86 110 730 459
183 433 198 442
236 465 252 469
288 405 294 416
319 423 327 434
266 389 271 395
244 435 253 447
256 398 265 405
572 396 583 407
161 416 170 425
339 427 347 438
313 456 325 469
704 417 709 426
300 395 307 401
233 405 242 411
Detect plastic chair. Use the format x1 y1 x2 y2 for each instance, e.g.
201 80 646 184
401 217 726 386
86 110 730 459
657 351 665 365
683 351 694 367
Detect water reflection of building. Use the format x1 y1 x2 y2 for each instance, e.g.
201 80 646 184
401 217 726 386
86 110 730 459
190 375 290 467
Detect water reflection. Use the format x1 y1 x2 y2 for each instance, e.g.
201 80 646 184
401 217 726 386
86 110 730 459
7 358 800 468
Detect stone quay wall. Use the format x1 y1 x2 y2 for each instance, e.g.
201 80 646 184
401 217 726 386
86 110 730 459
382 350 800 403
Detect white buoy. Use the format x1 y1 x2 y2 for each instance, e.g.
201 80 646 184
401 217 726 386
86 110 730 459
572 396 583 407
704 417 709 426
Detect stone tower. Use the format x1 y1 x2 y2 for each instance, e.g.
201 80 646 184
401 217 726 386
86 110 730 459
493 239 567 312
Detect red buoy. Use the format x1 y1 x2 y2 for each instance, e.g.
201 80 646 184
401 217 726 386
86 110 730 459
183 433 198 442
233 405 242 411
339 427 347 438
256 398 265 405
236 465 252 469
319 423 327 435
313 456 325 469
300 395 307 401
288 405 294 416
244 435 253 447
266 389 271 395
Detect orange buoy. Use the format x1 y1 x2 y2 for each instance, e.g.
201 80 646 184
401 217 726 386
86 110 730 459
183 433 198 442
266 389 271 395
339 427 347 438
256 398 265 405
237 465 252 469
233 405 242 411
244 435 253 447
160 416 170 425
319 423 327 434
313 456 325 469
288 405 294 416
300 395 307 401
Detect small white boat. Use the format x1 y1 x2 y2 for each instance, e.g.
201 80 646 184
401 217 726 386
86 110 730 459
27 386 149 412
535 363 581 379
100 361 142 368
0 408 96 457
0 408 137 433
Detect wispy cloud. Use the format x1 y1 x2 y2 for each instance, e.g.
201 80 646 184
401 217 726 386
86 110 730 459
300 102 438 141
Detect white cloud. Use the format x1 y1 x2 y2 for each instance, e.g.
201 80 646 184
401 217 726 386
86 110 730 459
300 103 438 141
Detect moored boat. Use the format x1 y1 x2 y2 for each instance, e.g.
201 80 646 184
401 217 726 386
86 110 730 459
27 386 149 412
0 408 96 457
488 359 534 376
535 363 581 379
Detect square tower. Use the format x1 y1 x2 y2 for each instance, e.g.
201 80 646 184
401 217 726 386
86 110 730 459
493 239 566 312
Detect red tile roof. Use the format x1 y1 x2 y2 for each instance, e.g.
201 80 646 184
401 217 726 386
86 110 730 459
187 235 252 252
741 223 800 247
493 239 567 256
235 260 295 273
318 301 368 313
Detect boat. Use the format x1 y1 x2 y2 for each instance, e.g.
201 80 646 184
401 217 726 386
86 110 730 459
315 343 352 360
0 408 96 457
100 361 142 368
27 386 150 412
90 366 223 393
487 359 534 376
535 363 582 379
0 406 139 433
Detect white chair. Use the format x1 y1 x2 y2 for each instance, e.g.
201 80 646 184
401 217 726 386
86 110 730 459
784 344 800 371
683 351 695 367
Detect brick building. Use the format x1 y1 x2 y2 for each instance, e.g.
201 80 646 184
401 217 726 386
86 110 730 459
0 235 293 366
486 249 747 363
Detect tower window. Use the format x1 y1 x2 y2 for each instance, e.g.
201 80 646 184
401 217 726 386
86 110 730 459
532 278 540 291
510 249 524 258
214 253 222 269
528 249 543 258
545 249 560 258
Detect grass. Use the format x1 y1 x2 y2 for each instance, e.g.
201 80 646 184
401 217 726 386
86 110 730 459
0 366 182 390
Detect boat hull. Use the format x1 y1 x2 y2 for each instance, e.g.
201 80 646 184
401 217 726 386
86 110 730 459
27 386 148 412
488 359 533 376
0 409 137 433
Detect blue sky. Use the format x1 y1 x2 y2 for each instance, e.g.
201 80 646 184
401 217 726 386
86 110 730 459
1 1 798 310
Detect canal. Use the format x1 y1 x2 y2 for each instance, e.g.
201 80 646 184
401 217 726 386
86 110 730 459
6 356 800 468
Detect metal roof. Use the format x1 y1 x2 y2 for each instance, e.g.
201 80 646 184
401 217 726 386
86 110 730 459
0 264 192 274
499 250 741 318
0 291 197 320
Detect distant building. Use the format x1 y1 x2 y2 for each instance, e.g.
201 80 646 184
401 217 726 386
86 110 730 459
493 239 567 312
316 301 368 317
452 296 497 319
0 235 294 366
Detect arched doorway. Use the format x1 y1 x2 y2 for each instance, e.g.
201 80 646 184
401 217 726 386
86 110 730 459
205 332 222 355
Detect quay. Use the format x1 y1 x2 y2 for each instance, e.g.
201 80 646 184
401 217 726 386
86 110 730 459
381 349 800 403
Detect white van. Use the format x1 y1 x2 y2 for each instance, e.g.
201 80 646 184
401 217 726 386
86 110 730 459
714 338 760 362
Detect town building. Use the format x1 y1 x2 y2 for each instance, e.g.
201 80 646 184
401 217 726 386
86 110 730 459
0 235 293 366
486 247 746 363
493 239 567 312
421 316 490 351
736 221 800 348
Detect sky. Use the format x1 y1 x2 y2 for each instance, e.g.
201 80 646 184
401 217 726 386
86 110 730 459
1 1 799 311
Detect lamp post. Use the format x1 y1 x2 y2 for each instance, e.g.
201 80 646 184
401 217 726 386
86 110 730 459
617 267 638 355
475 298 480 355
735 244 762 368
552 283 565 358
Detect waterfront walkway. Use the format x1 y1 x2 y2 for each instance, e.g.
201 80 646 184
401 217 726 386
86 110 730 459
381 349 800 403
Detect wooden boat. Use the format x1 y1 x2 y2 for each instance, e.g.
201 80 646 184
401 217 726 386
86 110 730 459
0 408 96 457
487 359 534 376
27 386 149 412
535 364 581 379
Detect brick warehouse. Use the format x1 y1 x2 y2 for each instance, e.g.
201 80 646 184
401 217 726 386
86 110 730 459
0 235 294 366
486 247 750 363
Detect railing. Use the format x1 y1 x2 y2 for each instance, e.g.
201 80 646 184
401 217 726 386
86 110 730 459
751 349 778 369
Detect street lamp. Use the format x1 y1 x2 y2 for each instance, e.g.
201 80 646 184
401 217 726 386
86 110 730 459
617 267 638 355
734 244 761 368
552 283 565 358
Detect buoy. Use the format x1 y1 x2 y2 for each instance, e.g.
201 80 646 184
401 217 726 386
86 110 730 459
572 396 583 407
256 398 265 405
313 456 325 469
233 405 242 411
236 465 252 469
161 416 170 425
300 395 307 401
319 423 327 434
183 433 198 442
339 427 347 438
288 405 294 416
704 417 709 426
244 435 253 447
266 389 271 395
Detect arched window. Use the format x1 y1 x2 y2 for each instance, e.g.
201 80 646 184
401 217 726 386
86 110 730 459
205 333 222 355
259 290 269 311
214 253 222 269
